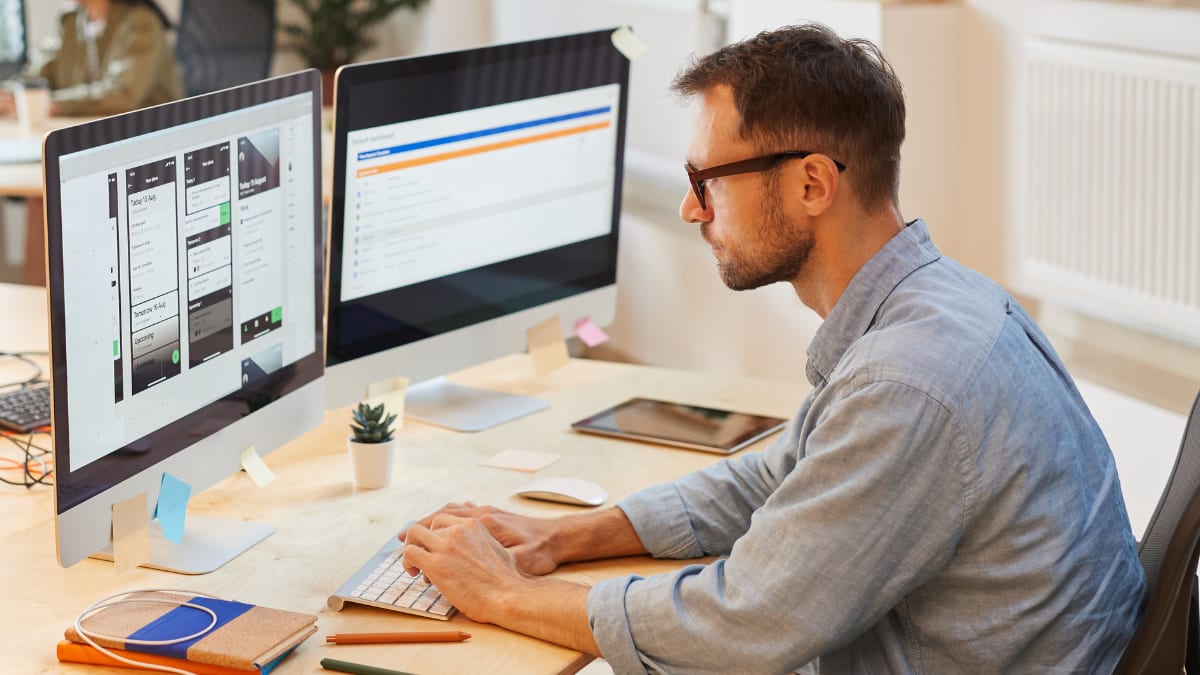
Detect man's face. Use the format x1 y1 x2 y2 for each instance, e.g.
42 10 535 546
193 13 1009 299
680 86 814 291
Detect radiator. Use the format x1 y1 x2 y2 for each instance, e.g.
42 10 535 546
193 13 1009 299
1019 38 1200 342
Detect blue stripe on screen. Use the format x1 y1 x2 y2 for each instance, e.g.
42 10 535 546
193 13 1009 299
355 106 612 162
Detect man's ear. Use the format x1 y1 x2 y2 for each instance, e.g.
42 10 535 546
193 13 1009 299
798 155 840 216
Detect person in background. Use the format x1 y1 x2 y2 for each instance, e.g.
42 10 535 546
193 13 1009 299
2 0 181 117
399 23 1146 674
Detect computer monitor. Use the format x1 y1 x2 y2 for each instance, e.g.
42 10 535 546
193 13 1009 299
325 29 629 431
43 70 324 573
0 0 25 80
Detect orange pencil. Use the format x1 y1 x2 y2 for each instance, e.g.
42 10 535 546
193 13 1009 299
325 631 471 645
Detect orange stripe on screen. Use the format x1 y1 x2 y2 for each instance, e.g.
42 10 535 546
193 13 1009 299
356 120 611 178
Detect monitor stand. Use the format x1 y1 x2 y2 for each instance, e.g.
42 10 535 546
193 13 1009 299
405 376 549 432
90 515 273 575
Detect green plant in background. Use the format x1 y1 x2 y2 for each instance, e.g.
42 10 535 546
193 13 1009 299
350 402 398 443
281 0 429 71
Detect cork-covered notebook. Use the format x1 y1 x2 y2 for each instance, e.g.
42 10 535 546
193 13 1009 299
64 591 318 671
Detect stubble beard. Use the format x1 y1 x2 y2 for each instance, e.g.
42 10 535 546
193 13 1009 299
708 199 814 291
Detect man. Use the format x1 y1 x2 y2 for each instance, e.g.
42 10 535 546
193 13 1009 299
401 24 1145 673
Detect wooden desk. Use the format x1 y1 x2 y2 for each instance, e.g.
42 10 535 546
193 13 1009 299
0 283 811 674
0 283 51 527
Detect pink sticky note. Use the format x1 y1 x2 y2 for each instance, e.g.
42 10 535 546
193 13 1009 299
574 317 609 348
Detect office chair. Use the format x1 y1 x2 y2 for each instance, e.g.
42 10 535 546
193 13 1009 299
1115 389 1200 674
174 0 275 97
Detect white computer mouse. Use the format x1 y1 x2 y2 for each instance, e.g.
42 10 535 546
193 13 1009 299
514 477 608 507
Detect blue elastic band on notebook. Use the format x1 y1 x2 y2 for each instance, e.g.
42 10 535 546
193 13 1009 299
126 596 253 660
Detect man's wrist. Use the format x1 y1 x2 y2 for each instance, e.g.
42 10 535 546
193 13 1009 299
494 575 599 655
548 507 644 564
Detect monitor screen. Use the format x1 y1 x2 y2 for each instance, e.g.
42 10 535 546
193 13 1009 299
325 29 629 423
44 70 325 571
0 0 24 79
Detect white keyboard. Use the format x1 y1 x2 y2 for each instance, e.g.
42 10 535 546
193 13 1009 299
327 532 456 620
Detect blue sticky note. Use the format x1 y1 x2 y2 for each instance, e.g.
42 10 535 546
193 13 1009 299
154 472 191 544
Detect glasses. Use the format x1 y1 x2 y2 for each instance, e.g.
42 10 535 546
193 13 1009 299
685 151 846 210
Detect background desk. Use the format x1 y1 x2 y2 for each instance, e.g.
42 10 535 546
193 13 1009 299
0 117 89 286
0 282 810 674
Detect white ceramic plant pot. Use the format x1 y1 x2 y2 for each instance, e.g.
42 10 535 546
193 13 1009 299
347 437 396 489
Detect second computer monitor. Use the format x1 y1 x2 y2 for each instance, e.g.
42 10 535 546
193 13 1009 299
326 29 629 429
44 70 325 573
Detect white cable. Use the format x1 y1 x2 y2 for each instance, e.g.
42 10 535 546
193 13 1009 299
73 589 225 675
27 451 46 478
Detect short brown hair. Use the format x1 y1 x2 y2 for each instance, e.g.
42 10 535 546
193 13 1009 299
672 23 905 211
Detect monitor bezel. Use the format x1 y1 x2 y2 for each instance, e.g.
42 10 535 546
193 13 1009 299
324 28 629 369
43 69 326 518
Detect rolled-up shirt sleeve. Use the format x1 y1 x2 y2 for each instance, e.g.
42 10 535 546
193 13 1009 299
588 379 967 674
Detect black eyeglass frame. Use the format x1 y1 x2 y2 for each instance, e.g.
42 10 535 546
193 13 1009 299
685 151 847 210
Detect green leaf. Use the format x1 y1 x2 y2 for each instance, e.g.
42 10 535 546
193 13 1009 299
280 0 429 69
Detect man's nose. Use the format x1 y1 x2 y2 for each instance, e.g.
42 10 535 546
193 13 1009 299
679 188 712 224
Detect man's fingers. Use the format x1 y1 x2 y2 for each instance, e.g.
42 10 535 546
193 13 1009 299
401 524 436 575
401 542 426 576
429 513 476 531
400 503 474 540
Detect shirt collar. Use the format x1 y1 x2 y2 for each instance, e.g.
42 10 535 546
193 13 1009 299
804 219 942 386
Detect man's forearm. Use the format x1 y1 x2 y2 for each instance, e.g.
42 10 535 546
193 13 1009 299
550 506 648 565
497 577 600 655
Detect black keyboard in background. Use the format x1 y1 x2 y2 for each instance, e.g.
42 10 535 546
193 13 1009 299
0 382 51 433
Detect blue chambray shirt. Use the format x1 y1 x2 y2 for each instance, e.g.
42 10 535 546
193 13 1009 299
587 220 1145 674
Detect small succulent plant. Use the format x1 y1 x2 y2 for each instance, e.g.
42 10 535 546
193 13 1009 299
350 402 397 443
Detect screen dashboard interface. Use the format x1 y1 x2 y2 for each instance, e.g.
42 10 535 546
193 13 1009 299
341 85 618 301
50 84 319 492
328 29 629 362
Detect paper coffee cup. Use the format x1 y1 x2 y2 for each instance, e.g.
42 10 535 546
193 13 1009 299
14 79 50 136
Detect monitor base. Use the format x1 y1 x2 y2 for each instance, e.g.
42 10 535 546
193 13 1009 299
406 377 549 432
90 515 273 575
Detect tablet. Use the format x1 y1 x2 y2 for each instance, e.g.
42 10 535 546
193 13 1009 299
571 397 788 454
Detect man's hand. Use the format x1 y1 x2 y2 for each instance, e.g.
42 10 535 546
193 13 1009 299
0 91 14 116
401 514 600 654
401 502 562 575
402 515 526 624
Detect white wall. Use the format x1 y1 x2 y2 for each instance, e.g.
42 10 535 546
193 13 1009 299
271 0 493 76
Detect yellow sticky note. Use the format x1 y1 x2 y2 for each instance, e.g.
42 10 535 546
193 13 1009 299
365 376 408 427
111 493 149 573
239 445 276 487
527 315 570 377
611 26 649 61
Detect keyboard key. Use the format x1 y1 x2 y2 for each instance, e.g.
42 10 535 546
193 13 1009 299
330 532 457 620
0 382 51 433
